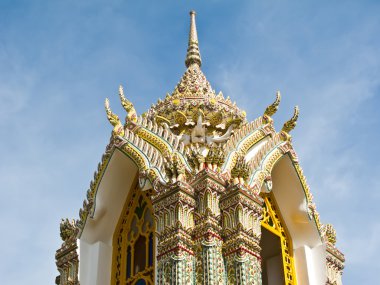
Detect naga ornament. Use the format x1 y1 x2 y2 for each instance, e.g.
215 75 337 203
281 106 299 141
119 85 137 123
105 98 124 137
263 91 281 124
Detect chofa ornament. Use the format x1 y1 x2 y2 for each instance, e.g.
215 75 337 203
282 105 299 133
280 105 299 141
119 85 137 123
104 98 124 137
263 91 281 123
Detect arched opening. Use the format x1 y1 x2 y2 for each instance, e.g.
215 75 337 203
111 185 155 285
260 194 297 285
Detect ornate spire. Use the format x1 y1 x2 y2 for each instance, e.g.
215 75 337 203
185 10 202 68
145 10 246 144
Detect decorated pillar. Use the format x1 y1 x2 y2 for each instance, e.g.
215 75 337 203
220 184 263 285
191 169 227 284
153 181 196 285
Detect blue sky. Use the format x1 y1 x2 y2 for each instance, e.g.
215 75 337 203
0 0 379 284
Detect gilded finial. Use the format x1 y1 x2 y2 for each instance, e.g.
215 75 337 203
264 91 281 117
185 10 202 68
282 106 299 134
119 85 137 123
263 91 281 124
105 98 124 137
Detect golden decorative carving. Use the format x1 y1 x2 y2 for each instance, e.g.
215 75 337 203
105 98 124 137
164 153 186 183
121 143 149 171
119 85 137 123
323 223 337 245
174 110 187 126
263 91 281 123
205 145 225 171
281 106 299 140
145 33 246 145
231 155 251 185
186 144 205 172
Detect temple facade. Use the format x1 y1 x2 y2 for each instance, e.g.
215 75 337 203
55 11 344 285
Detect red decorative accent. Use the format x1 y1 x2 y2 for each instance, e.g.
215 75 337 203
157 245 194 259
224 246 261 260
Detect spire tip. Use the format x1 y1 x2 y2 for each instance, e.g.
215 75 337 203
185 10 202 68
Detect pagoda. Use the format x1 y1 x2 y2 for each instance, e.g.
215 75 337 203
55 11 345 285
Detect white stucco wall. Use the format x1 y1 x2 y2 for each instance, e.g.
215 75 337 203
80 240 112 285
79 149 139 285
269 155 327 285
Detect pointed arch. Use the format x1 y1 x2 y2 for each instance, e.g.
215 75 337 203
111 183 155 285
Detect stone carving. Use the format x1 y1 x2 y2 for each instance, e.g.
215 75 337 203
323 223 337 245
59 218 77 242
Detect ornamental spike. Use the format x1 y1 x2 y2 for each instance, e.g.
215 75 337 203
282 106 299 134
119 84 124 98
185 11 202 68
105 98 118 124
118 84 137 123
105 98 124 136
264 91 281 117
118 85 129 111
104 98 112 117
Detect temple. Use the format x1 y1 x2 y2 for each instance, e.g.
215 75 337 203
55 11 344 285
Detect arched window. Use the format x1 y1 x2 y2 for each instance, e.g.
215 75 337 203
112 185 155 285
260 194 297 285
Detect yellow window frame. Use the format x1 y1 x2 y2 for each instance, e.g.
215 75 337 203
111 183 155 285
261 194 297 285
